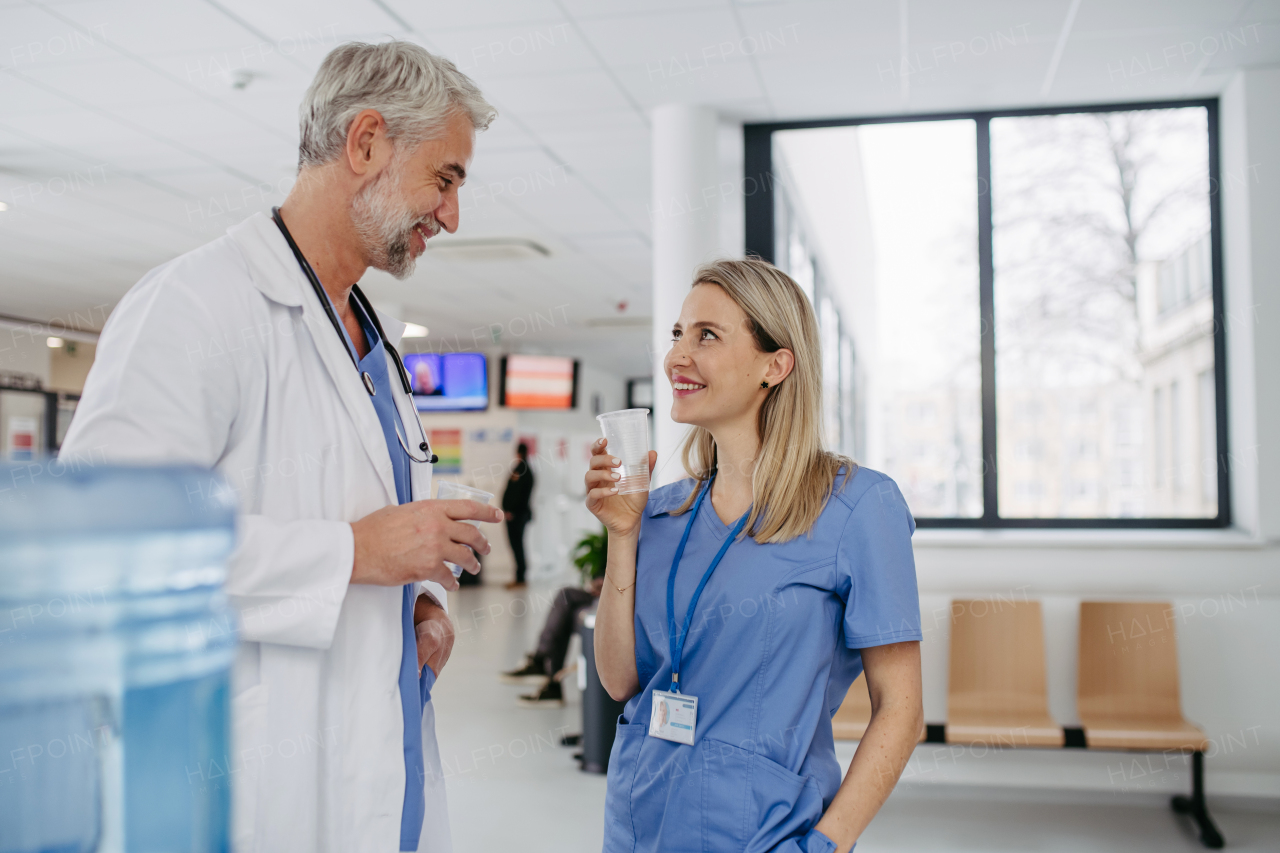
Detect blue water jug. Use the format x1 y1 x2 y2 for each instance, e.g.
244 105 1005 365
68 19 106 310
0 462 238 853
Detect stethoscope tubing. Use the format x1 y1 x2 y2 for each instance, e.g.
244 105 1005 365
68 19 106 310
271 207 436 465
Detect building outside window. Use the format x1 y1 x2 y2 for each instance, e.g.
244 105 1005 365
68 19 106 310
747 100 1227 527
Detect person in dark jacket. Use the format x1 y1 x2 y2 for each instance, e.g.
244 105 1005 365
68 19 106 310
501 443 535 589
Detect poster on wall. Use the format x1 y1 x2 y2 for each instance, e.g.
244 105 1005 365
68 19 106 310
7 416 37 461
429 429 463 475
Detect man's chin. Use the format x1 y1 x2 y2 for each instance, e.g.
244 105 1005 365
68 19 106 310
370 240 417 280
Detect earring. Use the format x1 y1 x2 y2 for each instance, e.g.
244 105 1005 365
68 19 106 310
760 380 769 389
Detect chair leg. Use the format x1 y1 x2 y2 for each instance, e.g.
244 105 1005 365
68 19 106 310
1170 751 1224 849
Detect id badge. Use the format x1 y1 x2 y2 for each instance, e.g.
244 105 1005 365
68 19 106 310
648 690 697 745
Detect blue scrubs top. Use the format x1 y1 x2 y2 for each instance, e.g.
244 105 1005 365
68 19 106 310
329 297 434 852
603 467 922 853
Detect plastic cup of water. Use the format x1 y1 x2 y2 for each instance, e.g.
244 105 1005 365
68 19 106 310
435 480 495 577
596 408 652 495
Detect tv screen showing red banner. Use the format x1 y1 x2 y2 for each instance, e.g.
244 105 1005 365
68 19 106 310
501 355 578 409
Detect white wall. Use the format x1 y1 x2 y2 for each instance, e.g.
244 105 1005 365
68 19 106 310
0 320 52 384
418 353 629 584
516 361 628 583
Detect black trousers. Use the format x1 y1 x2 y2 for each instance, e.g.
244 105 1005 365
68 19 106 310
536 586 597 677
506 515 529 583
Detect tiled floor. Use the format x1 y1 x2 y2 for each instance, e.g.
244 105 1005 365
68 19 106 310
435 584 1280 852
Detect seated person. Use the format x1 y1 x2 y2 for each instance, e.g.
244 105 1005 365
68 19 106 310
502 577 604 706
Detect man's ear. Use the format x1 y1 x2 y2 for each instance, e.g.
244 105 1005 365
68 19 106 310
764 348 795 387
345 109 392 177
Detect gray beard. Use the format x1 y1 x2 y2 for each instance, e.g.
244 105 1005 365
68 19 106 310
350 156 438 280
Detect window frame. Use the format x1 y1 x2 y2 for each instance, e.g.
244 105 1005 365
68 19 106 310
744 98 1229 529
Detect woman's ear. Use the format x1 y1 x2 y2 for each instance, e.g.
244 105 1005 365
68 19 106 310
764 348 795 387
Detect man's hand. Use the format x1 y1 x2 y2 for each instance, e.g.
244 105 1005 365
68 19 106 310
351 499 503 590
414 593 455 677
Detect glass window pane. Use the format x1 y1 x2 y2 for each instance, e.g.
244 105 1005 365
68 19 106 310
775 121 982 517
992 107 1215 518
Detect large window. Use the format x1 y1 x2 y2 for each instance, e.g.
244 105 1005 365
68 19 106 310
745 100 1227 528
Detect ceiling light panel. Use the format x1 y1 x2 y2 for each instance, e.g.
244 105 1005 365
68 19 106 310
426 22 599 79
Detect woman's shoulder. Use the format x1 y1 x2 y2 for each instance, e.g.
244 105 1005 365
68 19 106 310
644 477 699 518
826 464 907 517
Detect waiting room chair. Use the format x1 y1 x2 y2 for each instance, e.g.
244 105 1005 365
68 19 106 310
946 599 1063 747
1077 601 1208 751
1077 601 1220 848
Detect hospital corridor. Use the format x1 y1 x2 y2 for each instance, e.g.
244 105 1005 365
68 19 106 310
2 1 1279 852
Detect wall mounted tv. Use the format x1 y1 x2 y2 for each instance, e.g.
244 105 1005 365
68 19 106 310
500 354 579 409
403 352 489 411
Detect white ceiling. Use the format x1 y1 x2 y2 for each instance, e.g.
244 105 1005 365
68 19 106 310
1 0 1277 377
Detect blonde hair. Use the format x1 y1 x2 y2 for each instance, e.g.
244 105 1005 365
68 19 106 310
673 258 855 543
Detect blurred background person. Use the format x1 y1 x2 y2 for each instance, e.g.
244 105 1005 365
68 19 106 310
503 442 535 590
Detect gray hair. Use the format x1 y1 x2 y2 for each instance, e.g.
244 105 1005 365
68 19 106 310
298 41 496 169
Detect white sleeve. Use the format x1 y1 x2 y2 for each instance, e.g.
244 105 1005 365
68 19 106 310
59 271 239 466
60 269 353 649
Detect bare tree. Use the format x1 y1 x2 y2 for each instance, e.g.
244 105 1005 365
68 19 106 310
992 109 1209 386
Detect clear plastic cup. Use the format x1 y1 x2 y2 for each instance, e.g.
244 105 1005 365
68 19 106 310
435 481 495 577
596 408 652 494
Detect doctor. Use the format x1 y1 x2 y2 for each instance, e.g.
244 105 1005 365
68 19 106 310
60 42 499 853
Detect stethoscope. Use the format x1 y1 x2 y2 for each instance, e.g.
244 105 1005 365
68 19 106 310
271 207 437 466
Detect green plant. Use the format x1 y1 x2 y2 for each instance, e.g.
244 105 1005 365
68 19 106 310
572 526 608 583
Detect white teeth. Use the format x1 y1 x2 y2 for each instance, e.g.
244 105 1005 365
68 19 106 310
674 382 705 391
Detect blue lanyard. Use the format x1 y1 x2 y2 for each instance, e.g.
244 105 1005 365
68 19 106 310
666 475 750 693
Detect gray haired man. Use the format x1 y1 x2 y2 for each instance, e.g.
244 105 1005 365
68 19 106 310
60 43 498 852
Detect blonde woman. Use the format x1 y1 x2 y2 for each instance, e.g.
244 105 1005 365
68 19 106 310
587 259 924 853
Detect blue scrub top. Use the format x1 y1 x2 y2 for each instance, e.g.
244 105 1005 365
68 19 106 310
603 467 922 853
328 297 434 852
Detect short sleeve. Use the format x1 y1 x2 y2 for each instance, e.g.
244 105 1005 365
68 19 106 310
837 475 923 649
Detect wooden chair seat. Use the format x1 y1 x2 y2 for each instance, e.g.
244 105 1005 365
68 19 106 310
1080 716 1208 751
1078 602 1208 753
946 710 1064 747
946 599 1061 747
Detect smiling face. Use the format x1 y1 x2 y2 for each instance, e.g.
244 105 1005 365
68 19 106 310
664 283 792 433
351 109 474 279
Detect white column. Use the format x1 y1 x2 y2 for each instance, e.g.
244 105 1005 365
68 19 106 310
1221 67 1280 537
650 104 721 486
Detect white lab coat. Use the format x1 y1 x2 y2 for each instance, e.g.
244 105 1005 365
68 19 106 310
60 211 451 853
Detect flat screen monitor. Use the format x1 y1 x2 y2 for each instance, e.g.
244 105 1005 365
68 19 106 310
500 354 579 409
403 352 489 411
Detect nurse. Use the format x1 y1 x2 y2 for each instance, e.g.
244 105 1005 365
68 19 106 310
587 259 924 853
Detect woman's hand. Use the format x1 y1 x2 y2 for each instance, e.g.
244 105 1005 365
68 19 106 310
586 438 652 703
585 439 657 538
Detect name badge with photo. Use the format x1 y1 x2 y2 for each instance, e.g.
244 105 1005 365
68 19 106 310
648 690 697 745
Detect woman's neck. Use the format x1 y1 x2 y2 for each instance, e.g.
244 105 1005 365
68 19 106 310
707 422 759 526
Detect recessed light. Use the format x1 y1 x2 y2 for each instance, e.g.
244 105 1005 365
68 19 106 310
47 336 64 348
402 322 428 338
0 201 8 212
425 237 550 261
